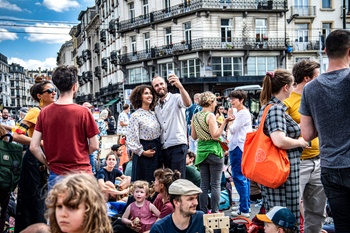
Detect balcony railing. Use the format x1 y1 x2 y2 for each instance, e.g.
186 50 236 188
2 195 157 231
292 40 324 52
117 0 287 33
290 5 316 17
117 37 285 65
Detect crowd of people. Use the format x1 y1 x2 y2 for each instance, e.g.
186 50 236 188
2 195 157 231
0 29 349 233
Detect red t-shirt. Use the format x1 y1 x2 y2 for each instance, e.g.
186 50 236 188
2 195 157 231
35 103 99 175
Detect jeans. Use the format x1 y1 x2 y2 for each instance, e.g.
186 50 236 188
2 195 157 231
229 147 250 213
321 167 350 233
89 152 96 174
199 154 224 213
162 144 187 178
48 171 62 191
14 149 47 233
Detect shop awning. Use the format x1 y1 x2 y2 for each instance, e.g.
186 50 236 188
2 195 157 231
104 98 120 106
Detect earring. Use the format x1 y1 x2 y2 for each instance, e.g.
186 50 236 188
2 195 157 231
39 98 43 107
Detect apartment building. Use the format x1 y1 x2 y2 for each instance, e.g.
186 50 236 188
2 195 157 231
286 0 350 72
0 53 11 109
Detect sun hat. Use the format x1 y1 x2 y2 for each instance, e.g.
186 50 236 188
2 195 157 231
256 206 296 230
169 179 202 196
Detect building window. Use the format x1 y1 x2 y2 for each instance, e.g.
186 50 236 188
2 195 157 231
143 0 149 16
255 19 267 43
183 22 191 44
294 23 309 51
247 57 276 75
129 2 135 23
144 33 150 53
294 0 308 16
164 0 170 12
212 57 242 77
221 19 232 42
165 27 172 45
181 59 200 78
322 0 331 8
295 57 310 63
128 67 148 84
131 36 136 55
159 63 174 79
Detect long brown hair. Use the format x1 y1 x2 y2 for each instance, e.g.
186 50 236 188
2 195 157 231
259 69 293 105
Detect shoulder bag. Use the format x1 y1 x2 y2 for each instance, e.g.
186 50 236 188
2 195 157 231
241 104 290 189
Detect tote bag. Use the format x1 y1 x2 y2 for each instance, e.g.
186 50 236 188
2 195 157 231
242 104 290 189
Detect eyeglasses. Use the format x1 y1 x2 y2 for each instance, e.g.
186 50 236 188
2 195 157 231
41 88 57 94
292 82 298 88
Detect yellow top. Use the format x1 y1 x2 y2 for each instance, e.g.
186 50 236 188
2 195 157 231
284 91 319 159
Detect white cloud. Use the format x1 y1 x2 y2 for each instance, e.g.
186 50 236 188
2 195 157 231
0 28 18 42
9 57 56 70
0 0 22 11
25 23 72 44
43 0 80 12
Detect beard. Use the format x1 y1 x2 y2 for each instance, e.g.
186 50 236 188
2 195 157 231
155 86 168 98
2 115 8 120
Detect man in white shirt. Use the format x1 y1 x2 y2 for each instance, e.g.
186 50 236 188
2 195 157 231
0 108 15 133
152 74 191 178
117 104 130 136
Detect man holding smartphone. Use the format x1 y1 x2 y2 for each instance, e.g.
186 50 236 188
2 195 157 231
152 72 192 178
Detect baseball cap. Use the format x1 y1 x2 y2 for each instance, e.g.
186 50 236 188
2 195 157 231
256 206 296 230
82 102 94 109
169 179 202 196
19 107 28 114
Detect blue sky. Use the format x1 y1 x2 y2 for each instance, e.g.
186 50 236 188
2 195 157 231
0 0 95 70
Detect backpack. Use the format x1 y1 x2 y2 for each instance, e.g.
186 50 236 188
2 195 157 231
107 117 116 134
0 134 23 192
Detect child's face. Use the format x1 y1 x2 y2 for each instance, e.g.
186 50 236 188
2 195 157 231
186 155 192 165
55 193 86 233
264 222 279 233
133 187 147 202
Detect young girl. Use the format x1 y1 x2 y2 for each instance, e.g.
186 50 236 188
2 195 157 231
45 173 113 233
122 181 160 233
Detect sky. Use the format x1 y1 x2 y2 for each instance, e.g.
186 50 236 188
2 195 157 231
0 0 95 70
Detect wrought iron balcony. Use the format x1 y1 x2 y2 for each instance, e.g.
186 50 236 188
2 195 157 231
83 49 91 61
94 42 100 54
100 30 107 43
117 0 287 33
290 5 316 17
118 37 285 65
94 66 101 78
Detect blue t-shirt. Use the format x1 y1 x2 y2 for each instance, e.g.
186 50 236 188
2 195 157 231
150 211 205 233
96 167 123 184
185 103 202 135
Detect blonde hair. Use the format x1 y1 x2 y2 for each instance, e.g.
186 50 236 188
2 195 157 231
198 91 216 107
45 173 113 233
132 180 150 196
100 109 109 119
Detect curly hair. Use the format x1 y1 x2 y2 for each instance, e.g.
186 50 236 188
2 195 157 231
132 180 150 196
292 60 320 84
259 69 294 106
153 168 181 197
198 91 217 107
52 65 78 93
45 173 112 233
129 84 157 110
29 76 53 102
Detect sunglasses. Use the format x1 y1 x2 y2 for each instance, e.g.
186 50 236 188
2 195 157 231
41 88 57 94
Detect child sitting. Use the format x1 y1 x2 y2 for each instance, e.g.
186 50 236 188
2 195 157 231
256 206 297 233
122 181 160 233
45 173 113 233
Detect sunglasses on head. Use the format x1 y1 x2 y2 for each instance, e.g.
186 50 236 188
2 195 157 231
41 88 57 94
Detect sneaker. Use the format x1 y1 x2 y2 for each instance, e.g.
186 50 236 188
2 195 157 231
231 206 239 211
231 211 250 218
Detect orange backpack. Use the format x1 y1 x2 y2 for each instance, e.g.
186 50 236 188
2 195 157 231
242 104 290 189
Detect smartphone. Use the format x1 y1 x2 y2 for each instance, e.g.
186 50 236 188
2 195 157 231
168 70 174 76
307 141 312 147
151 147 156 151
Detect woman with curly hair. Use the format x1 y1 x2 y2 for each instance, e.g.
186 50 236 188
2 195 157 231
126 84 162 183
46 173 113 233
13 76 57 233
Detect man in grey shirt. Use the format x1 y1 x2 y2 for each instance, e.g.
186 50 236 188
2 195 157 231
299 29 350 232
152 74 191 178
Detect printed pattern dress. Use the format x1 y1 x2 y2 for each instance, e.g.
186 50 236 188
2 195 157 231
258 97 302 232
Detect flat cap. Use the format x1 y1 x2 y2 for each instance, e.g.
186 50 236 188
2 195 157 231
169 179 202 196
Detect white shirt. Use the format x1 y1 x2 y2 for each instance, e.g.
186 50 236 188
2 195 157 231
1 118 15 133
227 109 252 151
117 111 129 136
155 92 188 149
